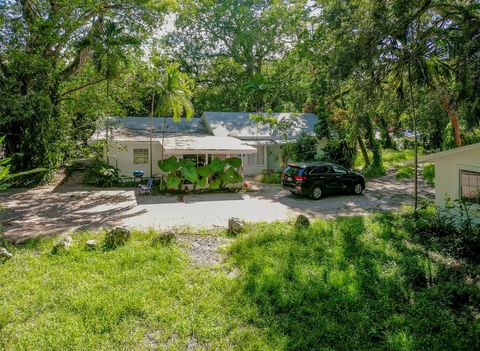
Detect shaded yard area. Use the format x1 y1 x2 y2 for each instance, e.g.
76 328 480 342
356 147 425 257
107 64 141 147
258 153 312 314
1 213 479 350
0 174 434 241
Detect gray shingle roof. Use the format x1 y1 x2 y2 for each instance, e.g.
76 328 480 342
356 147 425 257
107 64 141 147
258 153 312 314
91 117 208 141
109 117 206 134
202 112 319 140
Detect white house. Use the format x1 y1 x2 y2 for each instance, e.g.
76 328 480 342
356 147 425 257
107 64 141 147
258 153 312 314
418 143 480 214
92 112 322 178
91 117 257 178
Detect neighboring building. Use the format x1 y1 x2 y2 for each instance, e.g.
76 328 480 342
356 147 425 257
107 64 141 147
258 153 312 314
418 143 480 214
91 112 322 178
202 112 325 176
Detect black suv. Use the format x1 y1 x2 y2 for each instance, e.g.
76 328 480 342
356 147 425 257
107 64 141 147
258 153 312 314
281 162 365 199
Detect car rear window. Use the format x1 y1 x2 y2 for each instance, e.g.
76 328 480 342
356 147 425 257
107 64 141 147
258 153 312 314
284 166 303 176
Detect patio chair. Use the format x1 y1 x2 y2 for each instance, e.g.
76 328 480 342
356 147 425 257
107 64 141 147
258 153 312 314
138 177 154 195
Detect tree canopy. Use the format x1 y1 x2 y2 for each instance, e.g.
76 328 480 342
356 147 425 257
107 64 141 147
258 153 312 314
1 0 479 180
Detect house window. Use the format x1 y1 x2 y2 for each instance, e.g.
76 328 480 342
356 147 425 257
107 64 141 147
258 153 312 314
183 154 206 166
460 170 480 205
247 146 265 166
133 148 148 164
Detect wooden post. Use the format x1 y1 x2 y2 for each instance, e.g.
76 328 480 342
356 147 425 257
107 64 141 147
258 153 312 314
106 118 109 164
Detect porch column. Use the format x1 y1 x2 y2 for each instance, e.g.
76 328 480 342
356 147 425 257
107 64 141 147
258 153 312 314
205 153 209 186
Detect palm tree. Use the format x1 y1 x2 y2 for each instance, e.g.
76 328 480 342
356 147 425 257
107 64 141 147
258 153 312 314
150 64 194 180
386 20 444 215
92 19 138 165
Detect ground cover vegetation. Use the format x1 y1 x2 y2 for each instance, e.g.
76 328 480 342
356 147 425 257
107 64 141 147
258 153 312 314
1 207 479 350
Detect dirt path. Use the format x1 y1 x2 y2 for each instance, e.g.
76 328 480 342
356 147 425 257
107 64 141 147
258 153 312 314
0 174 434 241
176 235 231 265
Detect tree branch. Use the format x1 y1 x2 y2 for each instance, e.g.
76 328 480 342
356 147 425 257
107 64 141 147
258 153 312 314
59 78 107 99
60 46 92 80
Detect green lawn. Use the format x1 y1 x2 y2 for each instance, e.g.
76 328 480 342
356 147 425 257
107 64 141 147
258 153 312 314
1 212 479 350
0 230 274 350
354 148 417 170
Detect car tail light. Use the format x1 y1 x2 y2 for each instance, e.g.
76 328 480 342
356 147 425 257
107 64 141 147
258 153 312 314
294 175 307 182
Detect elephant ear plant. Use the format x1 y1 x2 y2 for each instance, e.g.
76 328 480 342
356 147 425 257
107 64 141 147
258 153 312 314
157 155 243 192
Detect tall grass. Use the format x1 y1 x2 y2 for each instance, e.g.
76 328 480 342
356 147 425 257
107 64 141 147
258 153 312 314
422 164 435 185
0 230 274 350
355 148 417 170
229 214 480 350
1 214 478 350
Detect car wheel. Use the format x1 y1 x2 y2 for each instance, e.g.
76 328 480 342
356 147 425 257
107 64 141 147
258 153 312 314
353 183 364 195
310 185 323 200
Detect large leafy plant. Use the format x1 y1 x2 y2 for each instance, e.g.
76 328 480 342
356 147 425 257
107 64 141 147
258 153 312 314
84 160 120 188
158 156 243 191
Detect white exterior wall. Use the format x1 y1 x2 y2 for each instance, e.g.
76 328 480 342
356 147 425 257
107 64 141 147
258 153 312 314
107 141 246 178
107 141 164 178
241 146 267 176
434 147 480 211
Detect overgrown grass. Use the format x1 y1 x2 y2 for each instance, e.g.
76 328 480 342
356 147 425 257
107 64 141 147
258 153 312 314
0 230 275 350
256 172 281 184
422 164 435 185
395 165 414 180
229 213 480 350
355 148 417 170
1 213 479 350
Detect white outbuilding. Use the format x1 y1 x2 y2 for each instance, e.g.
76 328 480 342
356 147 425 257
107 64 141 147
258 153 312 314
418 143 480 216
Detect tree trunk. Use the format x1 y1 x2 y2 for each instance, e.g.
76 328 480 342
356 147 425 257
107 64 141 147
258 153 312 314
378 114 394 149
408 64 418 216
149 92 155 178
357 135 370 166
364 116 382 167
439 95 462 147
106 118 109 164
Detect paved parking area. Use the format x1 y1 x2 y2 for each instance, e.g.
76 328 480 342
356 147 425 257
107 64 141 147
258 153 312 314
0 175 434 241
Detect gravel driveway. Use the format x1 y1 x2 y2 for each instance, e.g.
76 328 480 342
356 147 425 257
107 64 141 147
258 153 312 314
0 175 433 241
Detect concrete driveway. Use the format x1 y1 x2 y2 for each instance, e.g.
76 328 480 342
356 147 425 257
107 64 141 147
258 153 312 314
0 175 434 241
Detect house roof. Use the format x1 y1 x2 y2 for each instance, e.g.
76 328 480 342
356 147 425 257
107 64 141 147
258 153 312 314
418 143 480 163
90 117 257 154
162 135 257 154
202 112 319 140
91 117 207 141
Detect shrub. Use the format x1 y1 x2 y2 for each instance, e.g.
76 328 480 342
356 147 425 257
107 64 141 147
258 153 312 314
84 160 120 187
362 163 387 178
259 169 281 184
323 139 357 168
294 132 317 161
408 202 480 263
402 137 415 149
422 164 435 185
395 165 413 180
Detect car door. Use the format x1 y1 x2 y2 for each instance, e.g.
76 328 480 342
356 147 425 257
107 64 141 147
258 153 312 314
313 166 338 192
331 164 349 190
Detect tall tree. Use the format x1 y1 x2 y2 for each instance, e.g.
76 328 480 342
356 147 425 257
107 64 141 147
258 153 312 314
0 0 172 181
151 63 194 179
164 0 308 112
